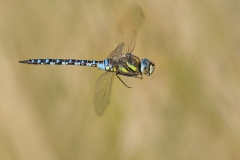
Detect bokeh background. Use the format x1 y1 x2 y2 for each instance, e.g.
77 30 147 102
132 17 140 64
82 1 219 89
1 0 240 160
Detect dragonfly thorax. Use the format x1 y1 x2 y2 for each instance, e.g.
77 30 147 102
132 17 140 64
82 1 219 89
140 58 155 76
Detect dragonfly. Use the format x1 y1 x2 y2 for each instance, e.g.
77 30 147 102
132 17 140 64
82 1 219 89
19 4 155 117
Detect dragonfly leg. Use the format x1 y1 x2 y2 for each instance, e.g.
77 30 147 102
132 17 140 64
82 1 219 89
116 74 132 88
134 74 143 79
126 74 143 79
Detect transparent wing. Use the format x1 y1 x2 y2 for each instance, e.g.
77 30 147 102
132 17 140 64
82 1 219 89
106 43 125 60
116 4 145 54
93 72 115 117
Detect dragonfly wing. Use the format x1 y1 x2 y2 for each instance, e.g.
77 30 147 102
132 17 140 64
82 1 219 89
106 42 125 60
116 4 145 54
94 72 115 117
107 4 145 60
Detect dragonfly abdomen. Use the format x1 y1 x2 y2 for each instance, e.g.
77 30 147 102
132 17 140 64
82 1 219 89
19 58 118 72
19 59 102 67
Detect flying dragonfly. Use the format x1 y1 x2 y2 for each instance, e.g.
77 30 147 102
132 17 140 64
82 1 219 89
19 4 155 117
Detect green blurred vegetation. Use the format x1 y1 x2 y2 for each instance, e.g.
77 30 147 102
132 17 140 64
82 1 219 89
0 0 240 160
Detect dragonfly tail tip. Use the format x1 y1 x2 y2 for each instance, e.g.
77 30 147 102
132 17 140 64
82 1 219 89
19 60 27 63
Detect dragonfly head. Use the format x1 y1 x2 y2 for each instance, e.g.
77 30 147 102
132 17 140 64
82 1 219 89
140 58 155 76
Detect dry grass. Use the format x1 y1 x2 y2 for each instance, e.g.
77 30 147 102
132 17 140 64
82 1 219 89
0 0 240 160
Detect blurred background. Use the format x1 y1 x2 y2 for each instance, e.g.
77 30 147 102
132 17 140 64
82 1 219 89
0 0 240 159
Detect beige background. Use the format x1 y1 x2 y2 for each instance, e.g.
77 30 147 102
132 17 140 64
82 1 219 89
0 0 240 160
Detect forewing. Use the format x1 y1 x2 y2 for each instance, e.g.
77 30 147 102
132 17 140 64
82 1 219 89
94 72 115 117
106 43 125 60
116 4 145 54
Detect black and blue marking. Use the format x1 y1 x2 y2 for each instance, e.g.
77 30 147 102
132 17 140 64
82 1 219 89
19 59 103 67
